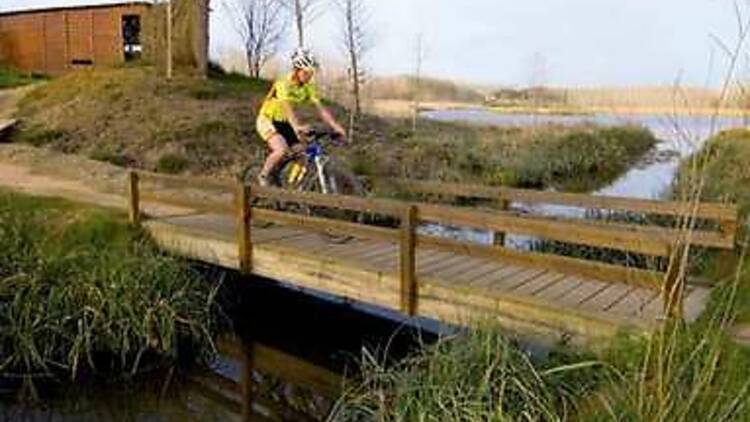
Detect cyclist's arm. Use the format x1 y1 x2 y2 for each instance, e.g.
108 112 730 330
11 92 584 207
315 102 347 139
280 100 309 134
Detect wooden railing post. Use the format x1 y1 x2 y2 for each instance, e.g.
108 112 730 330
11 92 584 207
663 243 686 318
128 171 140 226
237 183 253 273
493 198 511 246
400 204 418 316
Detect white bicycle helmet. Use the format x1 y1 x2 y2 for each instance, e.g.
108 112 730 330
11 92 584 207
291 48 318 70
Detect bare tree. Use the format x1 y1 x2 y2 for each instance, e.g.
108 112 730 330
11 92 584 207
335 0 371 118
412 32 426 131
284 0 320 47
224 0 286 78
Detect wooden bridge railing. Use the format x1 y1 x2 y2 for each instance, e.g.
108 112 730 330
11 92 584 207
128 171 739 318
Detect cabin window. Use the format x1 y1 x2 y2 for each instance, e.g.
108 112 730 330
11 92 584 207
122 15 142 61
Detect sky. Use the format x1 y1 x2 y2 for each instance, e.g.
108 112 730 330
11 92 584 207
216 0 741 88
2 0 743 87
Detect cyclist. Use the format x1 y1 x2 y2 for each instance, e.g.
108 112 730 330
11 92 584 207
255 48 347 187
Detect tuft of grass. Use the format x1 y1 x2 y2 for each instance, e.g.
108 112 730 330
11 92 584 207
331 326 604 421
0 67 46 89
13 127 70 147
188 71 270 100
0 191 217 385
89 149 131 167
156 153 190 174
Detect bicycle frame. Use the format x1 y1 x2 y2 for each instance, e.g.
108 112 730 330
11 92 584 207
283 137 337 194
307 141 337 194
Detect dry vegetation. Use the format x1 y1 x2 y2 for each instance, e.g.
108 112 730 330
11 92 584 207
9 66 656 193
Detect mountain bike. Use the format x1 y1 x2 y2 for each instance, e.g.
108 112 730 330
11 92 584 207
243 129 362 194
242 129 365 241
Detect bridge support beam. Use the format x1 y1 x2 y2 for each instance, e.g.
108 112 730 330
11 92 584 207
400 205 418 316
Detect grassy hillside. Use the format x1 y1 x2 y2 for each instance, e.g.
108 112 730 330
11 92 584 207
13 67 268 177
11 66 656 192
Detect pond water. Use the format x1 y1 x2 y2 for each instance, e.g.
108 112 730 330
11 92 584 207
419 109 747 248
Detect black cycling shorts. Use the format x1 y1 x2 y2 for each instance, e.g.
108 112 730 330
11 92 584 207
272 120 300 148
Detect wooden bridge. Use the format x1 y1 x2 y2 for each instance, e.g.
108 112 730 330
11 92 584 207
127 171 739 342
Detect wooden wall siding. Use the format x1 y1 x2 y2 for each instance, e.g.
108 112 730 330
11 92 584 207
0 4 149 75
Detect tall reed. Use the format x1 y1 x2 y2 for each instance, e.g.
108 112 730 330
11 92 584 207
0 192 218 387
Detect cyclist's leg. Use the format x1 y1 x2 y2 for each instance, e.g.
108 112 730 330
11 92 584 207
259 134 289 183
256 116 292 184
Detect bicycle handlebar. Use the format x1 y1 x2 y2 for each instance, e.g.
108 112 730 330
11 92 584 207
302 129 345 145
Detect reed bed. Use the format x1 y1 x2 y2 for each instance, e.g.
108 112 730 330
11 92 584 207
0 192 218 388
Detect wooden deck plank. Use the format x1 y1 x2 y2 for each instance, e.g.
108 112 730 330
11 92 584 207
328 240 391 261
366 246 401 270
430 257 490 281
487 268 549 292
578 284 634 313
533 276 583 302
512 272 567 296
608 288 659 319
556 279 611 307
420 254 471 276
467 265 526 288
416 250 453 267
453 261 507 283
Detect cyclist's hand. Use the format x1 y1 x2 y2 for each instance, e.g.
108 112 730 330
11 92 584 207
295 124 312 138
334 128 348 145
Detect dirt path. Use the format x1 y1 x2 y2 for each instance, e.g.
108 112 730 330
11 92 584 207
0 144 192 217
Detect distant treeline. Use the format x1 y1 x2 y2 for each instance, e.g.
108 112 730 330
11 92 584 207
366 76 485 103
487 85 750 110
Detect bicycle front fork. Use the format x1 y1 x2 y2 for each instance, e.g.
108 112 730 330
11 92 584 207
314 156 337 194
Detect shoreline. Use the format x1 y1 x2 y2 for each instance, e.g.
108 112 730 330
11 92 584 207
370 99 750 119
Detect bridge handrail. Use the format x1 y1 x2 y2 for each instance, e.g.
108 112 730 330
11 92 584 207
132 171 736 256
381 178 738 225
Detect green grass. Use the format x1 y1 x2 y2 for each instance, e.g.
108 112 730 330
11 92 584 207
156 153 190 174
334 289 750 421
0 191 218 387
0 67 46 89
674 128 750 322
89 148 131 167
359 122 657 194
332 325 604 421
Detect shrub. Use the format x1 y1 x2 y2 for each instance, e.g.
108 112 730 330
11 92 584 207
89 149 131 167
156 153 190 174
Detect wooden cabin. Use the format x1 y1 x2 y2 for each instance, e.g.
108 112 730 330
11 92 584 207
0 0 209 76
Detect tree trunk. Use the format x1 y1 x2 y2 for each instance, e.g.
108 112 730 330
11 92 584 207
294 0 304 47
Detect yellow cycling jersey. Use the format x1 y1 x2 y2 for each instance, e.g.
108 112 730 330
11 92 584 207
258 73 321 122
